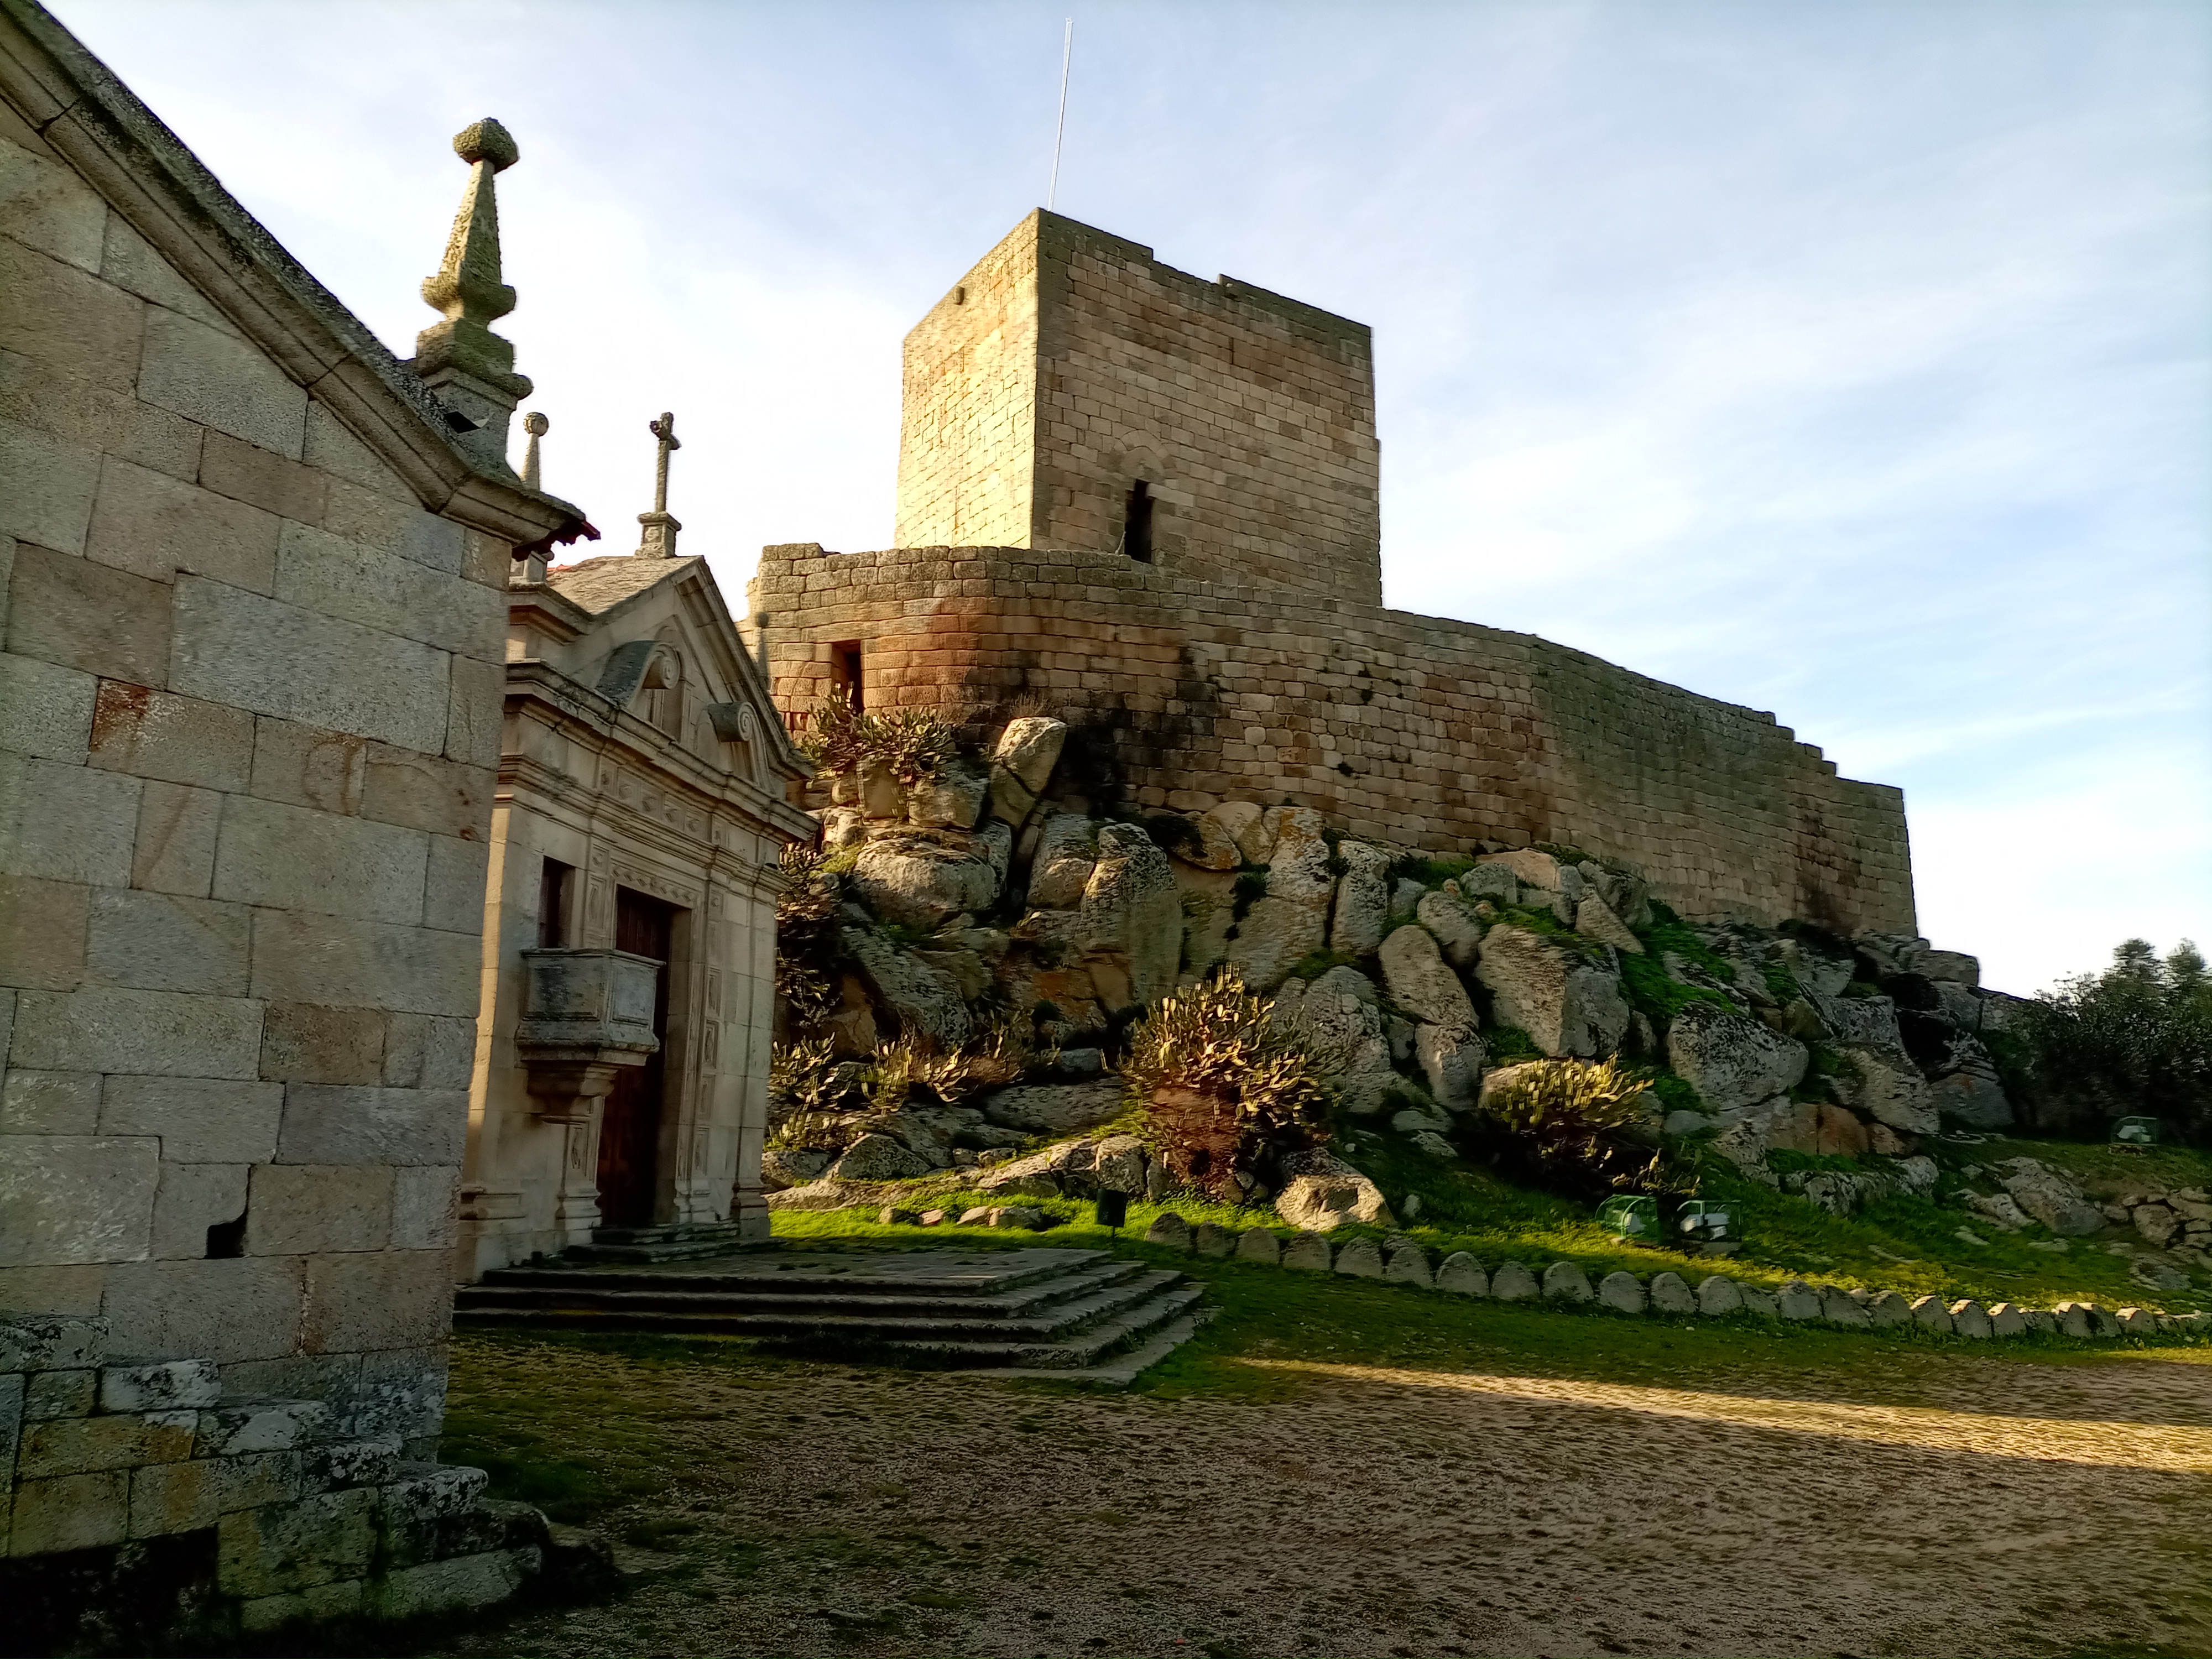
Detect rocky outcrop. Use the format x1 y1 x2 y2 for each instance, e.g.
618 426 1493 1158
988 717 1067 825
1415 887 1485 969
851 833 999 930
1378 923 1478 1029
1079 824 1182 1009
1027 813 1097 908
1665 1001 1808 1114
1275 1148 1395 1231
979 1078 1126 1135
1474 925 1630 1057
843 926 971 1050
1330 841 1392 954
1226 898 1327 993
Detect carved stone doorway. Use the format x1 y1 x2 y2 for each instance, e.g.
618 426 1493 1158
599 888 675 1227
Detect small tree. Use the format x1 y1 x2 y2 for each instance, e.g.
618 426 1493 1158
2021 939 2212 1140
1120 975 1332 1201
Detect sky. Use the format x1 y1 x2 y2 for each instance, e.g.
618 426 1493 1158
50 0 2210 997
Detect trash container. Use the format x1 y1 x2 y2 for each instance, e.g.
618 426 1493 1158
1598 1194 1659 1242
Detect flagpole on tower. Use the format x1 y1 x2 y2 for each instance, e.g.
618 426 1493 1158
1047 17 1072 210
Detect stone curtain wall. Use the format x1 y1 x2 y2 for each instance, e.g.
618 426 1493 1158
751 542 1914 935
0 116 509 1459
893 211 1384 608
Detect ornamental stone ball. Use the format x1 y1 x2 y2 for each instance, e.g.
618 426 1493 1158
455 117 519 171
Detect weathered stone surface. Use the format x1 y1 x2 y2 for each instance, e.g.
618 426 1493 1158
1384 1241 1432 1287
1211 801 1269 865
1193 1222 1237 1260
979 1078 1123 1135
907 764 989 830
1541 1261 1593 1302
1225 895 1329 993
1597 1270 1646 1314
1838 1046 1938 1135
1965 1191 2031 1232
1280 1232 1332 1271
1275 1149 1394 1232
1333 1238 1384 1280
1436 1252 1488 1296
1489 1260 1539 1301
1175 809 1243 872
2116 1306 2160 1338
1329 841 1392 955
851 833 998 930
1819 1286 1871 1327
0 1136 158 1267
1775 1280 1823 1321
1805 989 1910 1058
1079 823 1182 1007
1574 893 1644 954
1259 807 1332 903
1474 925 1629 1058
843 926 970 1051
1666 1001 1808 1113
1478 849 1564 890
1411 1021 1483 1110
1733 1285 1777 1318
1414 888 1485 971
1999 1162 2105 1236
826 1134 932 1183
991 717 1067 795
1142 1212 1191 1250
1694 1275 1744 1316
1988 1302 2028 1338
1377 923 1477 1028
1908 1294 1954 1333
1092 1134 1147 1196
1235 1227 1281 1265
1949 1299 1993 1339
1645 1271 1693 1314
1025 815 1095 909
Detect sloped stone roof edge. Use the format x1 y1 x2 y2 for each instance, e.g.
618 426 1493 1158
0 0 584 546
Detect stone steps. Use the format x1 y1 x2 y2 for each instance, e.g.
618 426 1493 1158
455 1245 1207 1381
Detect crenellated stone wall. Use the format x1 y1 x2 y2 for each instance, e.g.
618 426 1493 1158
749 541 1914 936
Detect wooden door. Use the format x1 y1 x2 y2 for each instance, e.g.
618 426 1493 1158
598 888 674 1229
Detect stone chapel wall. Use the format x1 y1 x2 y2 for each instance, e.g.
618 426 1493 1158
0 85 518 1527
750 541 1915 936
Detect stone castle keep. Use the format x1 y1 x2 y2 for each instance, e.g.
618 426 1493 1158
754 210 1914 937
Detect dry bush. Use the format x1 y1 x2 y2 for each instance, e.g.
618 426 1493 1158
1121 974 1331 1201
773 843 841 1040
1474 1057 1673 1202
796 696 960 786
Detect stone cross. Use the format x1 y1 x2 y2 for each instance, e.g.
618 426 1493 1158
636 411 683 559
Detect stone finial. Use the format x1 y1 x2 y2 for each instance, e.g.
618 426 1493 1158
407 117 531 471
521 411 549 491
635 411 683 558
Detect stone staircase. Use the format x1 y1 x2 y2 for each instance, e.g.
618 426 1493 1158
453 1246 1206 1384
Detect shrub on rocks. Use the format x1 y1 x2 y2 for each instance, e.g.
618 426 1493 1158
1471 1057 1676 1204
1121 974 1332 1201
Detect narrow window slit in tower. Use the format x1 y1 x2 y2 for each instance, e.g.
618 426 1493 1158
1123 481 1154 563
831 639 865 712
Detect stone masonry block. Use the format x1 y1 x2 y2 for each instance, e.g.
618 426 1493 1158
249 714 368 815
217 1485 375 1596
320 478 463 576
341 1346 446 1442
87 679 255 790
8 1470 128 1555
259 1002 387 1085
17 1410 196 1478
249 911 481 1016
302 401 409 500
0 1265 105 1317
390 1166 458 1250
274 521 500 662
128 1454 220 1538
300 1250 453 1354
85 888 251 994
130 779 222 897
0 1371 20 1480
0 128 107 270
0 419 101 554
25 1368 93 1418
379 1014 471 1089
196 1397 333 1457
149 1160 248 1259
0 874 90 992
0 649 96 761
136 310 306 458
421 834 489 933
99 1074 283 1163
213 794 427 925
169 576 451 754
0 1135 157 1267
12 987 261 1078
98 1358 222 1414
276 1085 467 1166
2 1069 102 1135
0 237 141 389
442 653 503 770
362 744 492 841
0 1312 107 1373
99 1256 305 1363
247 1164 393 1255
0 750 139 886
4 539 171 685
98 213 234 330
197 430 327 525
84 455 279 589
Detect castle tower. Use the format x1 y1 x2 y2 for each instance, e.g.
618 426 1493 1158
893 210 1383 606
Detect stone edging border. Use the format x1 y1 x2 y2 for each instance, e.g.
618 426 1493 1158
1140 1213 2211 1342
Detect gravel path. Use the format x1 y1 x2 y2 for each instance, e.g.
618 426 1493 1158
445 1340 2212 1658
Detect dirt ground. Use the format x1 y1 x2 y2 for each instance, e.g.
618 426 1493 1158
440 1334 2212 1659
